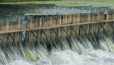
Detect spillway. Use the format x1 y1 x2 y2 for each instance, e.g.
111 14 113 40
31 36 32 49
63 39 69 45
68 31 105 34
0 11 113 65
0 34 113 65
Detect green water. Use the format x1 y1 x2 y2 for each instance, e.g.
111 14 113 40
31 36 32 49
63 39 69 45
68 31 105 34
0 4 53 22
0 4 113 22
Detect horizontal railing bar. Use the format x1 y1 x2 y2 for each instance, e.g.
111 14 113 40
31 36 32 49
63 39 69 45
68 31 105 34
0 20 113 34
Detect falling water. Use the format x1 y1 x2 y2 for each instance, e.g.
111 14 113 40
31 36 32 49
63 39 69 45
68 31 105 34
0 34 113 65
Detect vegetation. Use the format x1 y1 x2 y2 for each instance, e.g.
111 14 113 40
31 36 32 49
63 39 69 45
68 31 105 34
0 0 114 2
0 0 114 8
0 0 59 2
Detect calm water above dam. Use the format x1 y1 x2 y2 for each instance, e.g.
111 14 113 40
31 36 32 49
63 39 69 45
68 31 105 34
0 5 113 21
0 5 114 65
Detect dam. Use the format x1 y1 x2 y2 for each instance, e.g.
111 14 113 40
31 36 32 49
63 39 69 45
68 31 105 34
0 11 113 65
0 12 113 43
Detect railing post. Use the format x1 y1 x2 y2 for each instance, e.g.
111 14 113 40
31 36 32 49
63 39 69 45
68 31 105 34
65 15 67 24
56 16 58 25
88 13 91 22
113 12 114 20
1 25 4 31
35 20 37 28
47 16 50 26
77 14 80 23
18 18 21 29
98 12 101 22
106 12 109 20
50 16 52 26
40 17 42 27
62 15 65 24
59 15 61 25
73 14 77 23
6 21 9 31
29 19 32 29
72 14 75 23
69 14 72 24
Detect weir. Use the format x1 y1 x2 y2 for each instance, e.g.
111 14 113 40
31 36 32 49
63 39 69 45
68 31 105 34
0 12 113 45
0 11 114 64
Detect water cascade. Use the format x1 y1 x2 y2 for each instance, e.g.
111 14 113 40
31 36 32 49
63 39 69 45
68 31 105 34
0 11 113 65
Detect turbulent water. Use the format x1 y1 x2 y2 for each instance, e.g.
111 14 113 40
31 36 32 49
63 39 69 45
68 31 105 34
0 35 113 65
6 50 114 65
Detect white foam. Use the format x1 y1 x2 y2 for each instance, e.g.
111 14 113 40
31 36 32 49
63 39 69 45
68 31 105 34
3 49 114 65
8 59 32 65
